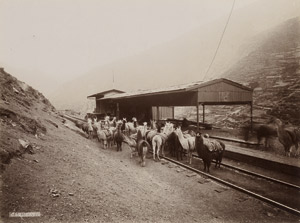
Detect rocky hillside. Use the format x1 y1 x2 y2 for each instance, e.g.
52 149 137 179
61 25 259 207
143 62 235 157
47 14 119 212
173 17 300 128
0 68 60 171
223 17 300 125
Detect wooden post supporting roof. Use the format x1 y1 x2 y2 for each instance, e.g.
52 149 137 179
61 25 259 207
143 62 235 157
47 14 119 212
250 102 253 133
196 103 199 131
202 104 205 123
116 102 120 120
172 107 175 119
196 92 199 131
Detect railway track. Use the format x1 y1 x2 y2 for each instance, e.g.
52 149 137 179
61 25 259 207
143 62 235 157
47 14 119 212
193 154 300 190
63 114 86 123
161 154 300 217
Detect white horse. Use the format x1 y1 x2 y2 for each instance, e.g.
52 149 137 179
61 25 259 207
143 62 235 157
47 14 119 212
152 122 174 161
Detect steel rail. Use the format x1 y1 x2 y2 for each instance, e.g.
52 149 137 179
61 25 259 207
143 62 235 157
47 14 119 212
192 154 300 190
161 155 300 217
63 114 86 122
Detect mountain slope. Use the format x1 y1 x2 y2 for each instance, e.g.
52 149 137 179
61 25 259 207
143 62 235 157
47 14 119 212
224 17 300 124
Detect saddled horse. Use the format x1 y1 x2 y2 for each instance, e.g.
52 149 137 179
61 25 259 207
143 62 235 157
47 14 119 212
152 122 174 161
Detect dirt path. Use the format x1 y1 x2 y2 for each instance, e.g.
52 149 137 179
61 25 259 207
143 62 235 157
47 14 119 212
1 119 299 223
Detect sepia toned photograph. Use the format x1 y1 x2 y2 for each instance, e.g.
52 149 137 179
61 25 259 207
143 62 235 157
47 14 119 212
0 0 299 222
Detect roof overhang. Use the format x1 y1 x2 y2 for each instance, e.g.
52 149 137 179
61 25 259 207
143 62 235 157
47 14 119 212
87 89 125 99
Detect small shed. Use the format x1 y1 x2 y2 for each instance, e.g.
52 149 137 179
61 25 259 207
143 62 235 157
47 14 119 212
98 78 253 128
87 89 124 118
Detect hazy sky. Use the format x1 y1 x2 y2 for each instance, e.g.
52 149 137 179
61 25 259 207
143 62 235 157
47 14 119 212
0 0 258 90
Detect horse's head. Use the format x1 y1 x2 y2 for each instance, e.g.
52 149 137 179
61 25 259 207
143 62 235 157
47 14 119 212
132 117 137 122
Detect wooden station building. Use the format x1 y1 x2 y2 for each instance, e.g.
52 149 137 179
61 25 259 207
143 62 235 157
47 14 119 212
87 78 253 129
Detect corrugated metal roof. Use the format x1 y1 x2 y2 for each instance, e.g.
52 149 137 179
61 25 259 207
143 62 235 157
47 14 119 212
98 78 252 100
98 80 204 100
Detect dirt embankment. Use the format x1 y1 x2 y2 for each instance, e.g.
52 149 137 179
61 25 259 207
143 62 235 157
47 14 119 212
0 68 58 171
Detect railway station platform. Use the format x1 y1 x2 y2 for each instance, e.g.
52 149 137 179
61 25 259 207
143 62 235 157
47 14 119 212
224 145 300 177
